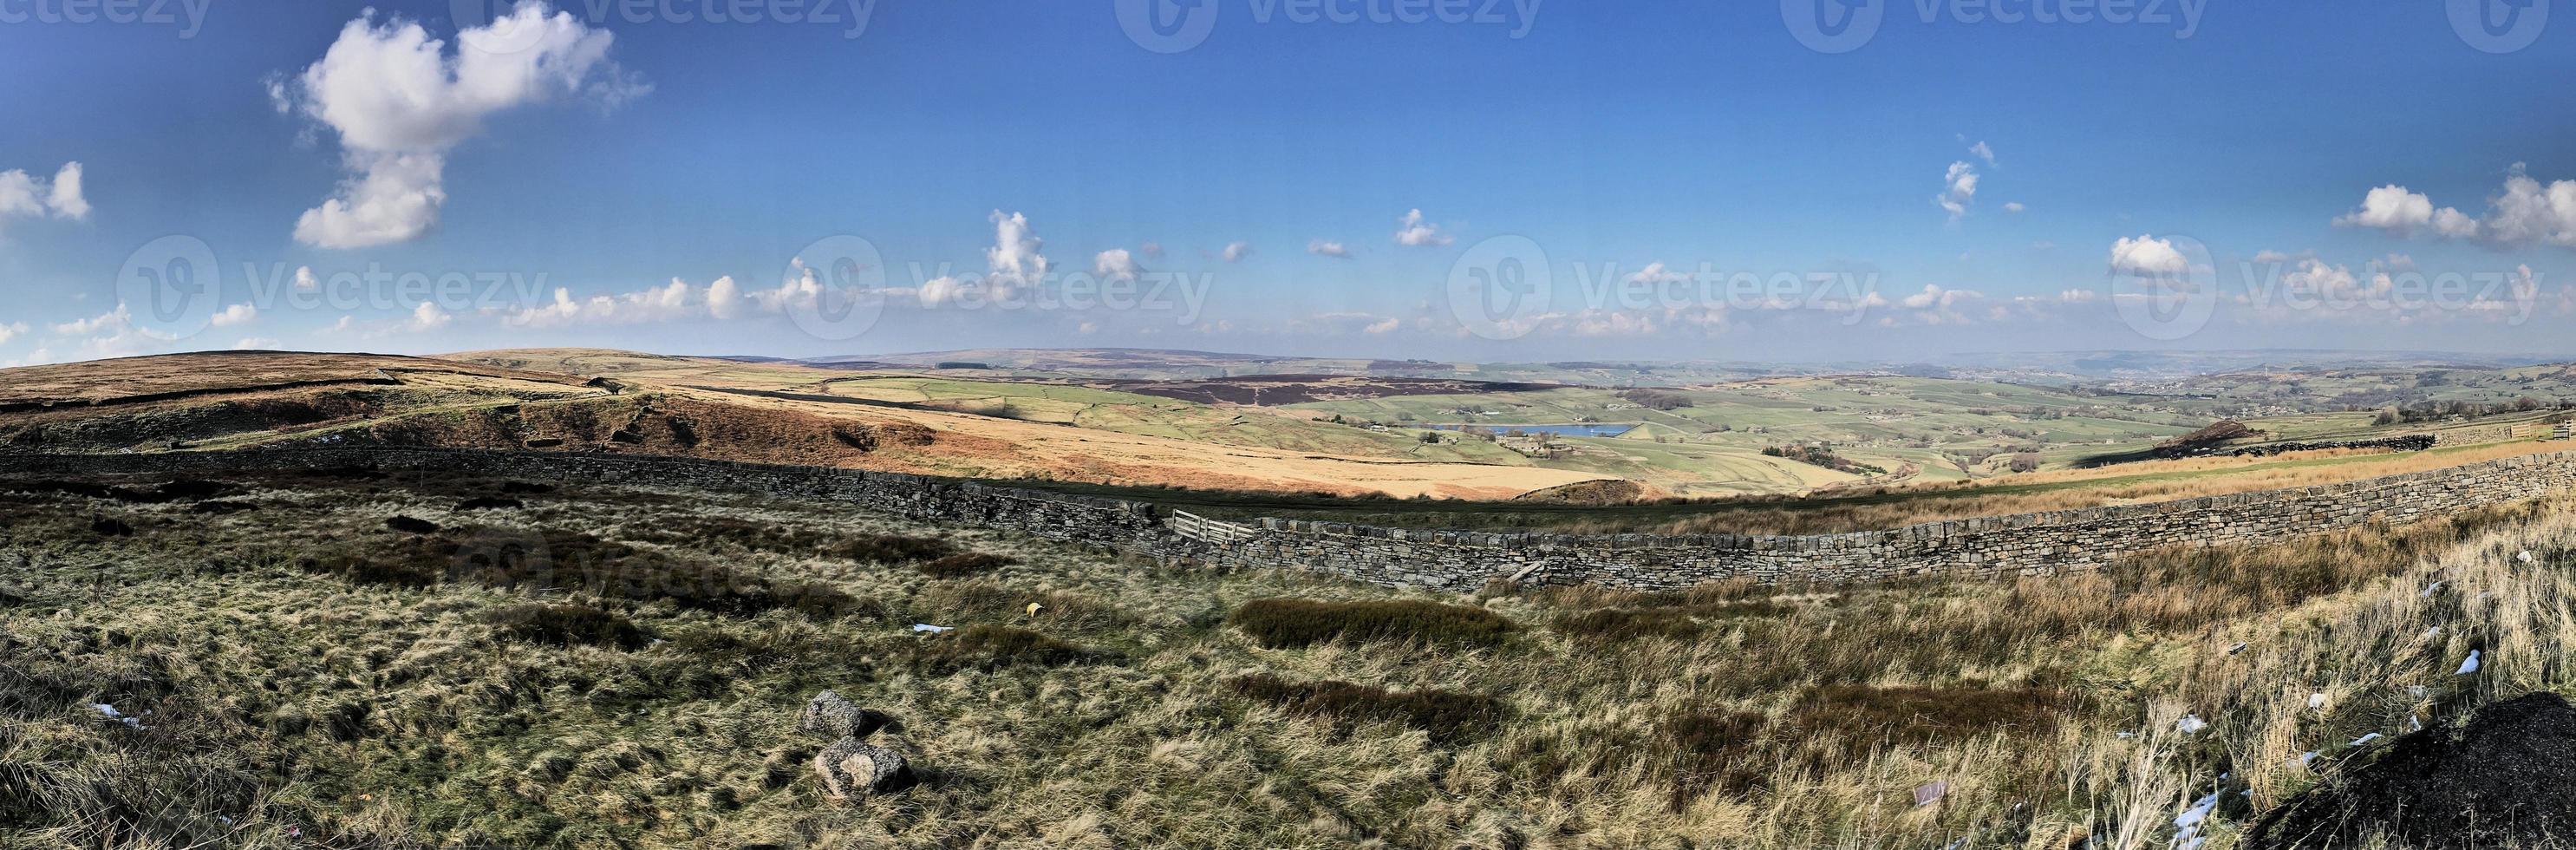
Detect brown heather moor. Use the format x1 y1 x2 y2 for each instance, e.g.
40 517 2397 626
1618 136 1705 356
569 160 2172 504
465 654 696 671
1 468 2572 847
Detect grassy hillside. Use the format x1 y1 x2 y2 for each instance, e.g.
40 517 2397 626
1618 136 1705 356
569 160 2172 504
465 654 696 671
0 351 1593 500
3 466 2568 847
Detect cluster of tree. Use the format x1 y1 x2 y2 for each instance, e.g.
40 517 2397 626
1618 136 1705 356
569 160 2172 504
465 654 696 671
1762 443 1888 476
2372 396 2566 425
1617 389 1693 411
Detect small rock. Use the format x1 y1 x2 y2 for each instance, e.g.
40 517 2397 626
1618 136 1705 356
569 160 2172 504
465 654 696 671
814 737 916 801
799 690 887 740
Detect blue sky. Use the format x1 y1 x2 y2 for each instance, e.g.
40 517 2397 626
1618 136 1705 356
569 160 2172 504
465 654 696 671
3 0 2575 365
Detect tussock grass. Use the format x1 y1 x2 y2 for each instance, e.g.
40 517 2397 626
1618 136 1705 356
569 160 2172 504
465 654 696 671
489 601 649 650
916 551 1015 579
912 624 1098 672
1228 598 1513 648
1227 673 1503 744
9 471 2576 847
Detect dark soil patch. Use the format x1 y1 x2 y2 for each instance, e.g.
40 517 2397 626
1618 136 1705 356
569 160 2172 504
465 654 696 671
455 497 525 511
188 500 258 515
88 518 133 537
2248 691 2576 849
499 481 555 494
386 516 441 534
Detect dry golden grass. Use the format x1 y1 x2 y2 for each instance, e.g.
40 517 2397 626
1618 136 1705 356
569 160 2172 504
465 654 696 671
5 465 2573 847
1 350 1595 500
1642 441 2572 536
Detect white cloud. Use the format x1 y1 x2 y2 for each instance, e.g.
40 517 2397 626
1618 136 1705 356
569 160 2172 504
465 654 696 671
1969 141 1997 166
1307 239 1350 258
44 163 87 219
2002 201 2025 213
2334 185 2460 237
278 3 640 248
407 301 453 332
916 276 968 307
1362 317 1401 334
3 348 53 368
1627 262 1691 285
0 322 25 345
503 277 750 328
2283 258 2369 299
706 275 741 319
0 162 92 229
233 337 283 350
210 303 259 327
1937 161 1979 220
753 260 825 312
1222 240 1254 262
1393 209 1453 246
2251 249 2296 264
0 171 38 219
1901 284 1984 310
1140 241 1165 258
985 210 1049 297
2109 235 2188 274
1094 248 1141 280
295 265 319 290
2478 167 2576 248
2333 168 2576 248
53 304 132 337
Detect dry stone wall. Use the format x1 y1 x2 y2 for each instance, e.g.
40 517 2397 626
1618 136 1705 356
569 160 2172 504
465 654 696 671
11 447 2576 592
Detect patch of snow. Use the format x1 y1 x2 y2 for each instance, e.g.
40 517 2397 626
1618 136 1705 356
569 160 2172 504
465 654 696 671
2176 714 2208 734
2459 650 2483 676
